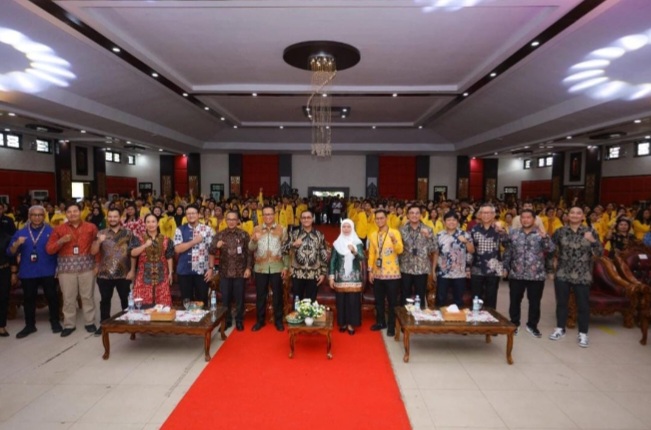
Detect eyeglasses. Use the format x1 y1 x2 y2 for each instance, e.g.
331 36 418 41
226 218 238 221
30 213 45 217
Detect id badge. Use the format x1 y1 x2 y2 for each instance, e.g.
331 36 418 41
30 251 38 263
73 246 79 255
237 246 242 254
412 248 418 256
376 258 383 268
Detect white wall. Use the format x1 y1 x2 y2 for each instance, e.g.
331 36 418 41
70 143 94 181
0 132 55 172
200 153 229 196
498 158 552 198
105 152 160 194
292 155 366 197
429 155 457 200
602 142 651 177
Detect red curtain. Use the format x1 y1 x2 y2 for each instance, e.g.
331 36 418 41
378 156 416 199
601 175 651 205
469 158 484 201
242 154 279 197
0 169 55 208
106 176 138 197
521 180 552 200
174 155 188 197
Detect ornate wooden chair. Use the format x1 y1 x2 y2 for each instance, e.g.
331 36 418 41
614 249 651 344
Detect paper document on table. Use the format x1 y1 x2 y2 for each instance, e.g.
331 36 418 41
175 310 209 322
116 312 150 322
466 311 499 323
413 309 444 322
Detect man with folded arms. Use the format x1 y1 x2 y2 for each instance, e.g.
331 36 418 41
212 210 252 331
46 203 98 337
7 205 61 338
368 209 403 337
502 209 554 338
249 205 289 332
91 208 135 336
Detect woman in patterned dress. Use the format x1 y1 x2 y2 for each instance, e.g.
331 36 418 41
129 214 175 306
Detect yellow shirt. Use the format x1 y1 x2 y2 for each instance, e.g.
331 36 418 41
354 211 369 240
240 220 254 236
367 228 404 280
388 213 402 230
633 220 650 240
278 205 294 228
159 215 177 239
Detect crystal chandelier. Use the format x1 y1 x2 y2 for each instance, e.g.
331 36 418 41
308 54 336 157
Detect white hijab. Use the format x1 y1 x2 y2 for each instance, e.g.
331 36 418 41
333 218 363 276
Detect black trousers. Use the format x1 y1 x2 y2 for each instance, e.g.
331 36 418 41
555 280 590 333
178 274 209 305
470 275 500 309
331 214 341 225
220 277 245 323
373 278 400 329
436 276 466 308
508 279 544 328
0 267 10 328
335 291 361 327
292 278 318 302
97 278 131 322
400 273 428 307
20 276 59 328
254 272 284 324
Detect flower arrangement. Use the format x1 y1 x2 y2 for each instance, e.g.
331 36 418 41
296 299 326 319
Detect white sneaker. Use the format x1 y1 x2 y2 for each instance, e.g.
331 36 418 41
549 327 565 341
578 332 589 348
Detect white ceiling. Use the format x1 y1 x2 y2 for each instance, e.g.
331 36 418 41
1 0 650 157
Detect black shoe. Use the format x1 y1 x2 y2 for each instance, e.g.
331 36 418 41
85 324 97 333
60 327 76 337
0 328 9 337
51 322 63 334
387 328 395 337
347 328 356 336
225 320 233 329
370 323 386 331
339 326 347 333
236 322 244 331
252 322 265 332
94 327 102 337
16 326 37 339
275 323 285 332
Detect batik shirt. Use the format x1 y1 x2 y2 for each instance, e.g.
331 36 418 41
248 223 288 274
435 229 473 279
211 228 252 278
469 224 507 276
552 225 603 284
174 223 214 275
399 223 436 275
287 228 329 279
96 227 134 279
502 229 554 281
46 221 98 273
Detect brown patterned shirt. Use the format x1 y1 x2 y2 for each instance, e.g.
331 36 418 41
211 228 252 278
96 227 134 279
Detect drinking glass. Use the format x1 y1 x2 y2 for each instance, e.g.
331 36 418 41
135 298 143 313
183 298 191 312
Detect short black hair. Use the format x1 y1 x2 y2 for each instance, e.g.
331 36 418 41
65 202 81 212
185 204 200 213
374 209 388 217
520 209 536 218
443 211 459 221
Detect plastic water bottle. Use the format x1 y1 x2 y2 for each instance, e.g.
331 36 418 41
472 296 480 318
294 296 300 311
128 291 134 312
210 290 217 311
414 295 421 311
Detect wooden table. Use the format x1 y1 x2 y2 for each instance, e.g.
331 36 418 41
101 307 228 362
287 311 333 359
394 307 516 364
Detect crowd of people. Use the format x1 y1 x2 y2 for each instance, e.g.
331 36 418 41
0 190 650 349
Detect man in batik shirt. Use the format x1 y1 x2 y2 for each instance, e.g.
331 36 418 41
399 205 436 308
287 210 328 302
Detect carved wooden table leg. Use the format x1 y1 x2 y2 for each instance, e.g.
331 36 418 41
640 312 648 346
130 333 136 341
394 319 401 341
506 332 514 365
204 331 212 362
289 333 295 358
326 331 332 359
403 329 411 363
102 331 110 360
220 316 227 340
485 334 492 343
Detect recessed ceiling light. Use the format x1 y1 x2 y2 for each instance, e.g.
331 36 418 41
151 72 158 78
80 130 86 133
252 93 257 97
463 92 469 97
566 136 572 139
158 148 163 152
341 115 347 118
372 126 376 129
4 128 9 132
8 112 16 116
418 126 423 129
126 141 131 144
646 135 651 139
634 119 642 123
494 152 498 155
531 41 540 47
392 93 398 97
279 126 284 129
112 47 121 53
322 93 327 98
204 107 209 111
326 126 330 130
490 72 497 78
220 117 225 121
524 146 529 149
341 108 347 112
182 92 188 97
233 125 238 129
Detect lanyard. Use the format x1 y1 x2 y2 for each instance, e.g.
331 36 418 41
407 225 421 247
28 225 46 248
377 229 388 255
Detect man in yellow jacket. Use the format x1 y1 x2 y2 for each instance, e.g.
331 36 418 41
368 209 404 337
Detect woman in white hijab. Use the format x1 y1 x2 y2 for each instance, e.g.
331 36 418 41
328 218 365 335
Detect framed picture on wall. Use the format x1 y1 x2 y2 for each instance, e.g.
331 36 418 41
569 151 582 182
210 184 224 202
433 186 447 202
76 146 88 176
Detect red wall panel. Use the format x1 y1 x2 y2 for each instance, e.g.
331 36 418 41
174 155 188 197
601 175 651 205
106 176 137 197
0 169 56 208
242 154 279 197
468 158 484 201
378 156 416 199
521 180 552 200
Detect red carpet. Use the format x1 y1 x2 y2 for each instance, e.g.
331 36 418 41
317 224 340 245
162 316 411 430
